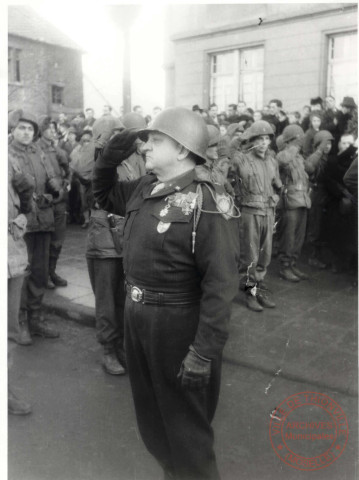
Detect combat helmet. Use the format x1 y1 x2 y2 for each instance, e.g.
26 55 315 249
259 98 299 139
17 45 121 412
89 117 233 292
138 107 209 164
313 130 334 149
282 125 304 144
122 112 146 130
241 120 274 142
8 109 39 137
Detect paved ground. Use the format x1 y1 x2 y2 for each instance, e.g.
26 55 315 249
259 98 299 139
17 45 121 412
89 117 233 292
8 224 358 479
44 225 358 395
8 317 358 480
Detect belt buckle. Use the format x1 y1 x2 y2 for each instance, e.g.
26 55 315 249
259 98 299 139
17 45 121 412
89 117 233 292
131 286 143 303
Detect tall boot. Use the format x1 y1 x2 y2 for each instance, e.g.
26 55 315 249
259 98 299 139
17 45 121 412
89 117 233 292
49 254 67 287
16 310 32 346
29 312 60 338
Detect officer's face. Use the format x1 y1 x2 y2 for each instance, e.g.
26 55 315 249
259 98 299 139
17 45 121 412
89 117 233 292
12 121 35 145
142 132 181 176
253 135 271 154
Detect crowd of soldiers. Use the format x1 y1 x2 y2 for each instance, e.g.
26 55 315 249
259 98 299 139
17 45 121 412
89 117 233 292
8 95 357 480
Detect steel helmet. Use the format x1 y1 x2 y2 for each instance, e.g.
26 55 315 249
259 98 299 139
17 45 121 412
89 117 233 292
313 130 334 149
38 115 52 133
276 135 285 152
8 109 39 137
282 125 304 144
241 120 274 142
122 112 146 130
207 125 220 147
138 107 209 164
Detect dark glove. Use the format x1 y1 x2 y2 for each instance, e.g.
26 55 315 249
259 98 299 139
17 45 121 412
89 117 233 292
97 130 139 169
177 345 211 390
52 189 65 204
12 172 35 193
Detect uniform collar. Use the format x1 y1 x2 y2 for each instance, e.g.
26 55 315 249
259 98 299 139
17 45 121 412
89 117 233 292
38 136 55 151
11 139 37 153
143 168 198 199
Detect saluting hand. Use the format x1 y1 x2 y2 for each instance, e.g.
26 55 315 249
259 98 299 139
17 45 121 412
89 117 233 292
99 129 140 168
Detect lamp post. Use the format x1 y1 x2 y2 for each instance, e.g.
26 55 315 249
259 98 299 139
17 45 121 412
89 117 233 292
105 5 140 114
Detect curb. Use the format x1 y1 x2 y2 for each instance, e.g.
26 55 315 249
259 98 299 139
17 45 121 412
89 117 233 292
43 295 358 398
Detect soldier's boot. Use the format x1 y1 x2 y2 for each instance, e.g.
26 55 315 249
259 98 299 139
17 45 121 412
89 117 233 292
49 256 68 287
246 292 263 312
280 267 300 283
46 276 56 289
115 344 127 370
17 311 33 346
291 264 309 280
257 284 276 308
8 388 32 415
102 351 126 376
29 313 60 339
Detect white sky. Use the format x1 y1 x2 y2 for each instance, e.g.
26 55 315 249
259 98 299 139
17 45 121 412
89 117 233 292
33 2 166 117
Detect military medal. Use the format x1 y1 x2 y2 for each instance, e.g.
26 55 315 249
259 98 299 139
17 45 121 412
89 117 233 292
160 206 170 217
157 221 171 233
216 194 231 214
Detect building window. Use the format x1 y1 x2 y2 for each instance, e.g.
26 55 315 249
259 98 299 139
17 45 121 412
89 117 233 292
327 31 357 103
8 47 21 83
209 46 264 111
52 85 64 104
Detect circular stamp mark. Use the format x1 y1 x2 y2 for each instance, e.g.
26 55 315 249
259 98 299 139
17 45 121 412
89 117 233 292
269 391 348 471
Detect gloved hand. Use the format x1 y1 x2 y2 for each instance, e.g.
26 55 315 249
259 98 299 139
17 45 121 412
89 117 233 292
177 345 211 390
52 189 65 204
12 172 35 193
98 129 139 169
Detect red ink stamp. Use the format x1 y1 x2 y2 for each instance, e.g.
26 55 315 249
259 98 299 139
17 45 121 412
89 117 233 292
269 391 348 471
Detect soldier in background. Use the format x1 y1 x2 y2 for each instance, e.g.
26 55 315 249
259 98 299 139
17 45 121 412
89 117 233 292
8 110 60 345
232 120 282 312
8 135 35 414
37 116 70 288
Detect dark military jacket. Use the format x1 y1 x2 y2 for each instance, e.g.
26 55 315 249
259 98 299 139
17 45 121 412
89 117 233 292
9 140 57 232
93 163 240 360
38 137 70 183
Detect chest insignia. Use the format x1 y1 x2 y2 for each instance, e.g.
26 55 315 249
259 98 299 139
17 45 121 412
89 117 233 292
216 193 234 219
166 192 198 215
157 221 171 233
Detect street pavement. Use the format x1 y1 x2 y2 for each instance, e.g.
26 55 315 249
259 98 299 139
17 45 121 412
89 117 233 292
8 224 358 480
8 317 358 480
44 224 358 395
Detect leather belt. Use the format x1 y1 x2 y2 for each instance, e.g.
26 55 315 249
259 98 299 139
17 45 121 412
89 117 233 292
126 283 201 305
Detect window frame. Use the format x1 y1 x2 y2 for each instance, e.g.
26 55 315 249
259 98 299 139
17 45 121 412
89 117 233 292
51 85 64 105
207 44 264 112
8 47 22 84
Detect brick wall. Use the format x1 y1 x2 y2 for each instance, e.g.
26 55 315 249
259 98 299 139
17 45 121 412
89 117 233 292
8 35 83 120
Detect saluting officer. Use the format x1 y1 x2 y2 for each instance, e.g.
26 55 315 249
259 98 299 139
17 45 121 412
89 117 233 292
92 107 240 480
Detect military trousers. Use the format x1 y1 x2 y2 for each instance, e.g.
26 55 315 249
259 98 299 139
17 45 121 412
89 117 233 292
278 208 307 266
50 202 67 262
20 232 51 316
8 275 25 358
238 210 274 285
125 299 221 480
87 257 125 353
